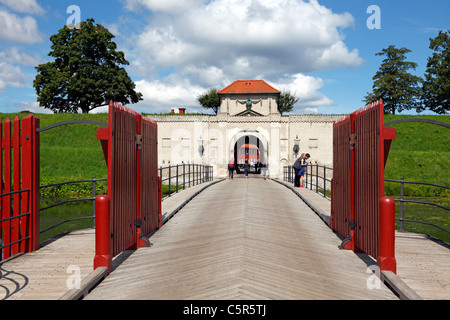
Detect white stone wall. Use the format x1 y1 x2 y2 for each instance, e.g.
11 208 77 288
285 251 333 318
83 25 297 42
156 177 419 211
146 114 342 179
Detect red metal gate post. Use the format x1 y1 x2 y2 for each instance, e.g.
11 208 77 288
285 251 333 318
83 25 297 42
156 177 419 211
136 114 145 248
94 195 112 273
348 112 356 251
2 119 12 259
378 196 397 274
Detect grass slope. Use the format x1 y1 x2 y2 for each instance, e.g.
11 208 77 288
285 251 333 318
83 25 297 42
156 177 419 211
1 112 109 197
383 114 449 197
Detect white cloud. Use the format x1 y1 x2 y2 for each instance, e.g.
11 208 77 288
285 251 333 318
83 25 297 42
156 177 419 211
16 101 52 114
272 73 334 111
125 0 204 14
123 0 363 111
0 61 26 92
133 77 207 113
0 0 45 15
0 47 43 66
0 9 43 43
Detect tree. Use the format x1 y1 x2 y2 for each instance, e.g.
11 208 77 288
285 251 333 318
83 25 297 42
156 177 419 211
34 18 142 113
422 30 449 114
197 88 220 114
364 45 422 114
278 89 299 115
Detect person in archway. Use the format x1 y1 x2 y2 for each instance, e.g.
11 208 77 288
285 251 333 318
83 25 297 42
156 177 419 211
228 158 235 180
293 154 303 187
299 153 310 188
244 160 249 178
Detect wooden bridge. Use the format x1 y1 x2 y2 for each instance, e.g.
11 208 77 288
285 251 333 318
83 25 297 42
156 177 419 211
1 101 448 303
1 176 448 300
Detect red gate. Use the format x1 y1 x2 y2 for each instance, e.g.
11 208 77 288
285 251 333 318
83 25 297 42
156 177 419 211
1 115 40 261
95 101 159 271
139 116 159 236
332 100 397 273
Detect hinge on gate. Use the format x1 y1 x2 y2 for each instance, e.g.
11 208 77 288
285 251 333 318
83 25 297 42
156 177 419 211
349 133 356 145
136 134 142 147
339 236 352 250
348 220 356 228
135 219 142 227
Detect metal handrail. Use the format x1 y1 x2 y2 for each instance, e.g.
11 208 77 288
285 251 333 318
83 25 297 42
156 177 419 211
39 177 107 235
38 164 214 236
283 166 449 234
385 179 449 190
159 163 214 199
0 189 32 255
283 163 333 199
385 177 449 233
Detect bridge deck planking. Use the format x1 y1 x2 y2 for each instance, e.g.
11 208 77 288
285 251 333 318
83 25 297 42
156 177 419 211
0 229 95 300
3 177 447 300
86 178 397 300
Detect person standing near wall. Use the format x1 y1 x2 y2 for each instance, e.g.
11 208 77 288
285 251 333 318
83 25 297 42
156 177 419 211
228 158 235 180
244 160 249 178
299 153 310 188
293 154 303 187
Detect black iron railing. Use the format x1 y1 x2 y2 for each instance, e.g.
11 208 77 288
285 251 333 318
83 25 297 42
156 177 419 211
283 163 333 199
39 177 107 234
385 178 449 233
283 165 449 234
159 163 214 199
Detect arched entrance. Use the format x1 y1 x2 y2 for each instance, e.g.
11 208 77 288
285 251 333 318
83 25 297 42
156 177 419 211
229 130 269 175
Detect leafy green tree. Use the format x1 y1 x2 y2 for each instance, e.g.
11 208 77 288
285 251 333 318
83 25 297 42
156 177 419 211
422 30 449 114
34 18 142 113
278 89 299 115
197 88 220 114
364 45 422 114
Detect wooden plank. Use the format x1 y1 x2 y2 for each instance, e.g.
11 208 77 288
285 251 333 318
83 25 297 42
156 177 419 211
0 229 95 300
59 267 109 300
381 271 422 300
86 178 398 300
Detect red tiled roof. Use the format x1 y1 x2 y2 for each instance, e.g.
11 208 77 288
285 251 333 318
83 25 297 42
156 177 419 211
218 80 280 94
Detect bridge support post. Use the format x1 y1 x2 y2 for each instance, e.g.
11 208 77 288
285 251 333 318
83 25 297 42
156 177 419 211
378 196 396 274
94 195 112 273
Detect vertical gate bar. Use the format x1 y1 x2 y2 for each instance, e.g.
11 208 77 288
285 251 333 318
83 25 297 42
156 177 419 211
2 118 11 259
158 176 162 228
168 165 171 197
11 117 20 255
316 162 318 193
349 112 356 251
176 164 178 193
92 177 96 228
20 115 32 253
31 115 40 251
0 121 3 257
399 178 404 232
136 114 142 248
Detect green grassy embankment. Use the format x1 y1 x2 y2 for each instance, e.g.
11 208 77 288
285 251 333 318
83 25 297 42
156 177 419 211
383 114 449 243
383 114 449 197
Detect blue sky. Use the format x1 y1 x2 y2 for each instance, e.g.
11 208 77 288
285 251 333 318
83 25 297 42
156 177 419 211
0 0 448 115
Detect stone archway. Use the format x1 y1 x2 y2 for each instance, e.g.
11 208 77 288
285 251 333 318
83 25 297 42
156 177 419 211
228 130 269 175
